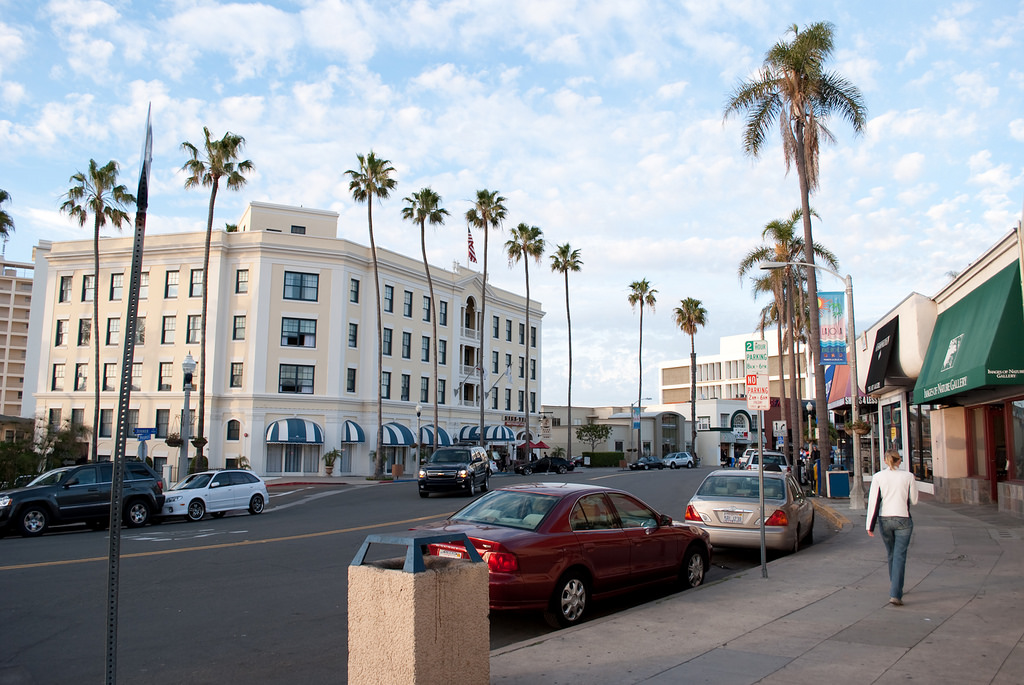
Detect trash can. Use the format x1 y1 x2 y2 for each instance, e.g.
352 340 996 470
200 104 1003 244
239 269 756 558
348 531 489 685
827 470 851 498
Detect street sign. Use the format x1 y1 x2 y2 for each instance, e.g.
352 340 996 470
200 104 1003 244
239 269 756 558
745 340 770 411
133 428 156 441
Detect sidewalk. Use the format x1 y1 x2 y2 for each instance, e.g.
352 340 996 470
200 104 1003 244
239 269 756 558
489 495 1024 684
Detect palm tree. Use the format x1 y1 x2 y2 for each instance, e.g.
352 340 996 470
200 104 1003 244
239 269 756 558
505 223 544 461
0 189 14 238
673 298 707 460
59 160 136 462
402 188 449 458
550 243 582 465
465 190 508 446
724 21 866 465
181 128 253 469
627 279 657 457
345 152 398 478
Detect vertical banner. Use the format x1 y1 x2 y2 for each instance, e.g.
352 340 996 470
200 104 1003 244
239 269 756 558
818 291 847 364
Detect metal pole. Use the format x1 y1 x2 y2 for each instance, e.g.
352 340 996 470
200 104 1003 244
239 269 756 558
846 275 864 510
758 410 767 578
178 382 191 481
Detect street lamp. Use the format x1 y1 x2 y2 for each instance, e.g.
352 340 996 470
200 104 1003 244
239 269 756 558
631 397 651 458
762 261 864 510
415 402 423 469
177 353 196 483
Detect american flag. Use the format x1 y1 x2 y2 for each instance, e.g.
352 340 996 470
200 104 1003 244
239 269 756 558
467 227 478 263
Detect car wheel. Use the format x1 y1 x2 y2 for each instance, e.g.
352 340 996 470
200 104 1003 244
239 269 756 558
125 500 151 528
248 494 265 515
804 520 814 546
186 499 206 522
523 466 533 476
687 461 694 469
792 526 802 554
19 506 48 537
681 546 708 589
545 571 590 628
557 465 567 474
670 462 678 469
419 491 429 498
481 475 489 492
467 477 477 497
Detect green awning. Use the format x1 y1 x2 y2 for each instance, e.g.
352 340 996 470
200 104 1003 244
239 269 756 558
913 262 1024 404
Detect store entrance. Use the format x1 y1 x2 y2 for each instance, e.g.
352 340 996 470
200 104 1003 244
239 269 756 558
969 404 1008 502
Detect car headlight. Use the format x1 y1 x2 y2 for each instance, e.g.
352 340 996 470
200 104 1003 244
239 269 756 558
458 469 468 478
0 495 10 508
418 469 426 479
165 495 183 504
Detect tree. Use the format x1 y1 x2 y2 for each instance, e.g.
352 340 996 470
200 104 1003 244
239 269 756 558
505 223 544 460
181 128 253 467
627 279 657 456
550 243 582 465
402 187 449 457
465 190 508 446
576 423 612 453
345 152 398 478
0 189 14 237
673 298 707 459
724 21 866 466
60 160 136 462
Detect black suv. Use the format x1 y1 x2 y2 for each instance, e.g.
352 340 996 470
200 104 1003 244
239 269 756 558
0 461 165 537
418 446 490 498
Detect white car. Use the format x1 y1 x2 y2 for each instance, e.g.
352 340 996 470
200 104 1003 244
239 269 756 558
163 469 268 521
662 452 698 469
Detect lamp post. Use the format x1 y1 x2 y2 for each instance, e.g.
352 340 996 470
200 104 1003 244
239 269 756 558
177 353 196 483
762 261 864 510
415 402 423 470
631 397 651 458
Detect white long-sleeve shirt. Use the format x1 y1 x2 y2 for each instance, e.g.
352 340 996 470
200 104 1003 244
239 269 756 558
866 467 919 531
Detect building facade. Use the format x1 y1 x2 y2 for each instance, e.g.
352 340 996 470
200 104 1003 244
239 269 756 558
27 201 543 479
0 258 33 441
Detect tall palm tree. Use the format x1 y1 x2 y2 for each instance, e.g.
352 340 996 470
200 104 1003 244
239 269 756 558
465 190 508 446
0 189 14 238
627 279 657 457
345 152 398 478
724 21 866 466
402 188 449 458
673 298 707 460
505 223 544 461
181 128 253 469
550 243 582 465
59 160 136 462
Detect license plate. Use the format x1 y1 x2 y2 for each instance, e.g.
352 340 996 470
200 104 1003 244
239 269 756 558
722 513 743 524
437 548 464 559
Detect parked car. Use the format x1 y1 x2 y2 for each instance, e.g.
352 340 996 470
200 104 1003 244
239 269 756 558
628 456 665 470
162 469 268 521
417 482 711 627
571 456 585 468
684 469 814 553
0 460 165 537
662 452 698 469
418 446 490 498
514 456 574 475
742 450 793 476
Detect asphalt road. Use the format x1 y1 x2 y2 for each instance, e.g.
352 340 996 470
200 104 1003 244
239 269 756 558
0 466 834 684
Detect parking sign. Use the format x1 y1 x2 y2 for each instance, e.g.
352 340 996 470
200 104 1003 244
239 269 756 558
745 340 770 411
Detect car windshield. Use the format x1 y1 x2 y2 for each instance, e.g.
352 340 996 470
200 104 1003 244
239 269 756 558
170 473 213 490
450 490 559 531
428 449 472 464
696 475 785 500
27 468 71 487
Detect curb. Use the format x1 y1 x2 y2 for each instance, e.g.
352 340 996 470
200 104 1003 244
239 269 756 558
813 498 852 529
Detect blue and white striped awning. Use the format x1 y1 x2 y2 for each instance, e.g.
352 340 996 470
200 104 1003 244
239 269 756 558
380 422 416 446
458 426 476 441
340 420 365 443
483 424 516 442
266 418 324 444
419 425 453 447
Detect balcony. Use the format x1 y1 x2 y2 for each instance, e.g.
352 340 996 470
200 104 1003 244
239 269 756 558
460 326 481 342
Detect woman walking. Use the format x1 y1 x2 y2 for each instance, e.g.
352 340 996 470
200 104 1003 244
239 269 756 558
866 449 919 605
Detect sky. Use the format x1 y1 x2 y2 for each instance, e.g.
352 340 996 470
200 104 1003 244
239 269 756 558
1 0 1023 409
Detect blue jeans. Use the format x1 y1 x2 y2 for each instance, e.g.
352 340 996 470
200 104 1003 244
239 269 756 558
878 516 913 600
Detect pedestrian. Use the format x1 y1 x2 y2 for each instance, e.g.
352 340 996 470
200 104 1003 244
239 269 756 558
866 449 919 606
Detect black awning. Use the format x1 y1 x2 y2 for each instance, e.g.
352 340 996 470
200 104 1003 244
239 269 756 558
866 317 899 394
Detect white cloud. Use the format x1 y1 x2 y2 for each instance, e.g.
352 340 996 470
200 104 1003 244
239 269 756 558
893 152 926 183
953 70 999 107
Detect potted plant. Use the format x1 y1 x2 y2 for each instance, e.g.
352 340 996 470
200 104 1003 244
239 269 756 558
322 448 342 476
848 420 871 435
165 433 183 448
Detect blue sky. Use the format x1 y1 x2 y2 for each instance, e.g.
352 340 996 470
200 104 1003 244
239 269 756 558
1 0 1023 408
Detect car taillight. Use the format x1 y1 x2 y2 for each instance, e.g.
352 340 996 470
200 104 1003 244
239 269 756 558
156 481 163 494
765 510 789 526
685 504 703 522
484 551 518 573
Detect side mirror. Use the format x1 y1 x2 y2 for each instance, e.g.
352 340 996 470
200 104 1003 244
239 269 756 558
659 514 672 526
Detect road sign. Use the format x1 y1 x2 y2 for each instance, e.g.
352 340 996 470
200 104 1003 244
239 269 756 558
133 428 156 441
745 340 770 411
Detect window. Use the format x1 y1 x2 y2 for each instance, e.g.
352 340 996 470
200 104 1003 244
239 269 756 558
161 316 175 344
165 270 179 298
281 318 316 347
110 273 123 300
403 290 413 317
350 278 360 303
135 318 145 345
492 315 500 339
402 331 411 359
505 353 512 374
127 408 139 434
279 364 314 393
438 379 446 405
491 389 498 409
291 224 306 235
104 363 117 391
420 377 429 403
235 269 249 294
506 319 512 341
421 336 430 362
492 351 499 374
75 363 88 391
226 419 240 440
78 319 91 346
346 368 356 393
401 374 410 402
230 362 243 388
131 363 142 391
530 391 536 414
284 271 318 301
439 339 447 365
531 326 537 348
156 409 169 438
423 295 431 321
439 300 448 326
59 276 72 303
55 320 68 346
106 318 120 346
158 362 172 391
186 315 201 344
381 327 393 356
518 390 524 412
504 388 511 411
52 364 65 390
69 408 83 427
383 285 394 312
518 356 525 378
100 409 112 437
698 416 711 431
530 359 536 380
233 315 245 340
48 408 61 430
189 269 203 297
139 272 148 299
381 371 391 399
82 274 95 302
348 323 358 348
519 323 525 345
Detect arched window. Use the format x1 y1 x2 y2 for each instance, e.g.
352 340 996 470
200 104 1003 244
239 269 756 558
226 419 241 441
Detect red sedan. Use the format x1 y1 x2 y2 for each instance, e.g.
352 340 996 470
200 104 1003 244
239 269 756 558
419 482 711 627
